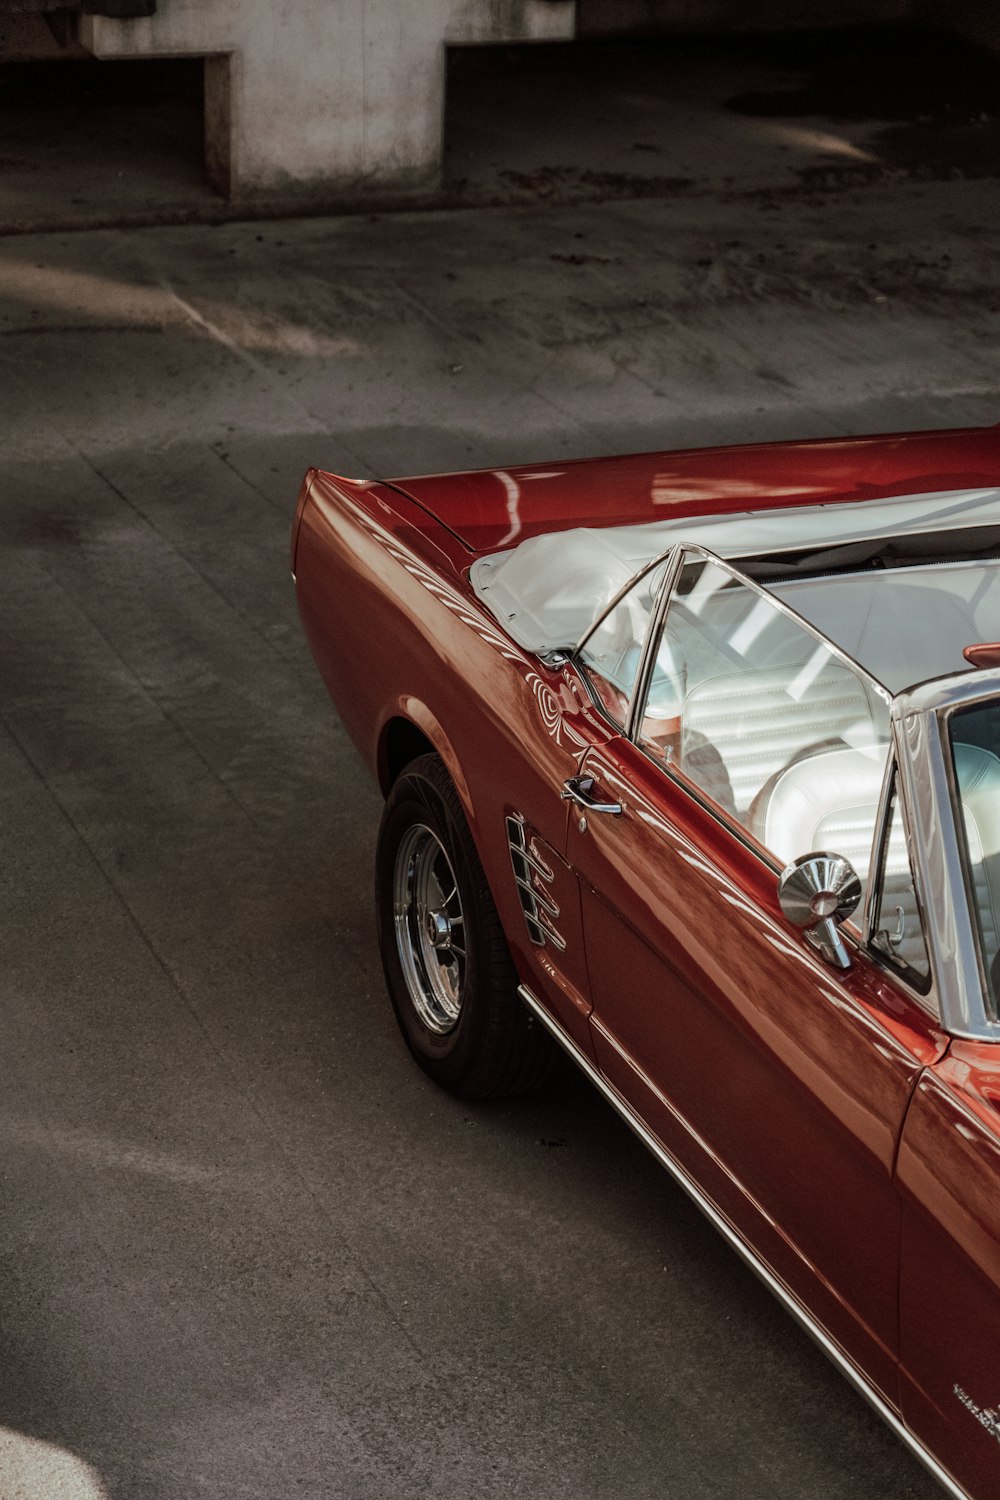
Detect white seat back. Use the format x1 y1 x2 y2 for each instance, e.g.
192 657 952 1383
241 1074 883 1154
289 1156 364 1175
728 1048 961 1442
681 665 881 817
752 744 929 971
753 744 886 872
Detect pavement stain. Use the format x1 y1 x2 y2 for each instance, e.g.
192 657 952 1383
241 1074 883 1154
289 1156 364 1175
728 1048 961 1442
13 508 86 547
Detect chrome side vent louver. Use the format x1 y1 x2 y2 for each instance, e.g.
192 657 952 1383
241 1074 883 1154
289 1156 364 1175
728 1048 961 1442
506 815 566 951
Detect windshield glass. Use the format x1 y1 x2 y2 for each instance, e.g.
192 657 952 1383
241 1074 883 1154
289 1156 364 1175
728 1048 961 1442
948 699 1000 1018
637 552 893 873
576 557 672 729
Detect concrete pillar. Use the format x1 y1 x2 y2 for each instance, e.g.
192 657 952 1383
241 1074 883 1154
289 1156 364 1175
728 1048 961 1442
79 0 576 199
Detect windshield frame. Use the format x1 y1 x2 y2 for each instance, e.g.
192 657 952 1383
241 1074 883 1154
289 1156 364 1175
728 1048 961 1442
573 543 898 905
894 667 1000 1041
574 542 894 724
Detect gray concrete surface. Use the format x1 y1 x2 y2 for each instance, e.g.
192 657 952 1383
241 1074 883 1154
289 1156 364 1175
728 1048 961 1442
1 53 998 1500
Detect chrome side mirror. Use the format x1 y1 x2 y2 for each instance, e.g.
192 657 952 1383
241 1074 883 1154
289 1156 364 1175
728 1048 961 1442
777 852 862 971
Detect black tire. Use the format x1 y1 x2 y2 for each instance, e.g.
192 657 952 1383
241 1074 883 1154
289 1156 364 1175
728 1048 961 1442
375 753 556 1098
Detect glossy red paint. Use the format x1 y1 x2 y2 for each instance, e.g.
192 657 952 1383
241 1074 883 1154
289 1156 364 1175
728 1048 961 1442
565 730 946 1406
387 424 1000 553
896 1045 1000 1500
294 426 1000 1500
963 643 1000 669
295 466 600 1059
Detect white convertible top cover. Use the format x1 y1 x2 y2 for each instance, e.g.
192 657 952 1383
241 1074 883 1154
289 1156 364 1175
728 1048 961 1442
468 487 1000 652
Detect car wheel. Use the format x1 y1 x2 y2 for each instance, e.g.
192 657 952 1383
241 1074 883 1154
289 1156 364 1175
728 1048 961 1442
375 752 556 1098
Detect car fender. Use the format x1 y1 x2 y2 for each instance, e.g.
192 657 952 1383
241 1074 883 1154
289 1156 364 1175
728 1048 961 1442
376 697 475 830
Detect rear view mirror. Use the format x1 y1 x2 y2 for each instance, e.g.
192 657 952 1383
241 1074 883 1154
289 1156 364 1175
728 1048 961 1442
778 852 862 971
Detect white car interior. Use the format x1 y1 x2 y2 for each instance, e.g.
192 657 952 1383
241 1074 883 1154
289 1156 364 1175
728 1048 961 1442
472 488 1000 994
681 665 883 820
634 553 891 839
541 506 1000 992
470 486 1000 655
770 560 1000 692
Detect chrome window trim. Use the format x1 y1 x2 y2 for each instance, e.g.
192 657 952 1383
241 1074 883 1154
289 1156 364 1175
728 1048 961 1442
624 545 683 740
636 544 895 706
620 543 893 887
572 542 894 734
892 668 1000 1042
861 753 896 942
572 544 680 734
570 543 893 918
573 545 679 660
898 666 1000 717
861 751 938 1016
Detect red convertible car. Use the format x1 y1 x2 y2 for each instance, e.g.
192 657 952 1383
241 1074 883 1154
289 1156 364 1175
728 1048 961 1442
293 424 1000 1500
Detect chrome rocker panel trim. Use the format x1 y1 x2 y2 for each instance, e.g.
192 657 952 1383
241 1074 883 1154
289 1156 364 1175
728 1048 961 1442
517 983 969 1500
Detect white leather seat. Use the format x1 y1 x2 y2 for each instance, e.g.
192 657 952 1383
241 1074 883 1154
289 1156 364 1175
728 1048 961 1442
752 744 887 872
756 741 1000 985
751 743 929 972
681 664 882 817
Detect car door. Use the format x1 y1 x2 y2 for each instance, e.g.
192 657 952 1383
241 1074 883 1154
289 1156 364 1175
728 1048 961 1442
564 549 947 1405
893 693 1000 1500
895 1049 1000 1500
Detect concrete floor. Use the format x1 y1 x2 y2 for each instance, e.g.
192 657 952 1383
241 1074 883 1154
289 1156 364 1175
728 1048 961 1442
1 31 999 1500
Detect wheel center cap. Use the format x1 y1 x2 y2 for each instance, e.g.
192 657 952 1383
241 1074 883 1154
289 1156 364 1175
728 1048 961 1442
425 910 452 950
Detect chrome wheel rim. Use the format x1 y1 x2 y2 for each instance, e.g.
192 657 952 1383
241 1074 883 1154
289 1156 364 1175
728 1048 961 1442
393 824 467 1035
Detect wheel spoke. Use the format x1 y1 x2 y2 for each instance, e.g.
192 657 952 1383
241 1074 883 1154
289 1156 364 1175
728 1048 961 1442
393 823 466 1035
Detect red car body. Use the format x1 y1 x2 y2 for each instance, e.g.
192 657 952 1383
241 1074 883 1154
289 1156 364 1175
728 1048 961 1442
293 424 1000 1500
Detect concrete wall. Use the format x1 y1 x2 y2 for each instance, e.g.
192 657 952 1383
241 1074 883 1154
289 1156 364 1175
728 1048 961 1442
79 0 576 199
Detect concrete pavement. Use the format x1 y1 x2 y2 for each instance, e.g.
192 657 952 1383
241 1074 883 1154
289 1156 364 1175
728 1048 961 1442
1 95 997 1500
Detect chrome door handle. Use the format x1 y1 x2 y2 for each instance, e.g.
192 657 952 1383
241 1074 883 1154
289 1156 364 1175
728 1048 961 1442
561 776 622 815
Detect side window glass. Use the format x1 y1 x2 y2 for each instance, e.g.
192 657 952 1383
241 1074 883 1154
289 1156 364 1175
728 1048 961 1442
636 552 892 870
870 777 930 984
577 560 669 730
948 715 1000 1018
